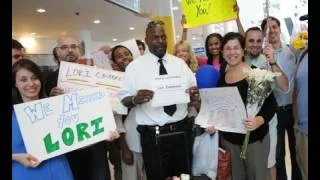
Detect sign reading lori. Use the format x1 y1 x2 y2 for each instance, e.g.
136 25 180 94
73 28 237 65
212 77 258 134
13 88 117 161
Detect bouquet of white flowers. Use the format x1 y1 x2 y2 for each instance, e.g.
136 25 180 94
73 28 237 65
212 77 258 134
240 68 280 159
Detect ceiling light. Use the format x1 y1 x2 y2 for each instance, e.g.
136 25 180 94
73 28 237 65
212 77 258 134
192 37 196 40
129 27 135 30
93 20 101 24
30 32 36 35
172 6 179 11
112 38 118 42
19 36 36 49
37 9 46 13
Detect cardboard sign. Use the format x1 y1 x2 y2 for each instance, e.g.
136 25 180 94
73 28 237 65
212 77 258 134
58 61 128 114
13 88 116 161
181 0 237 28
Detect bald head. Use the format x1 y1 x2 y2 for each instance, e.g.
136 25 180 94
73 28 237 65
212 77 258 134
56 36 81 63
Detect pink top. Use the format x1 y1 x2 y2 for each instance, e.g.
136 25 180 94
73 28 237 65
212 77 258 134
212 58 221 71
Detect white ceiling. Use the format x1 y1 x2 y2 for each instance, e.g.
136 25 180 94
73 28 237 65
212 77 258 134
12 0 206 46
12 0 155 42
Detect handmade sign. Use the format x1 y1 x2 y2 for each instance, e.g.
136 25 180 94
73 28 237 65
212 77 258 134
58 61 127 114
181 0 237 28
13 88 116 161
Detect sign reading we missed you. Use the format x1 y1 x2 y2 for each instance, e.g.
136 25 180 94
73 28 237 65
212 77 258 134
181 0 237 28
13 88 116 161
58 61 128 114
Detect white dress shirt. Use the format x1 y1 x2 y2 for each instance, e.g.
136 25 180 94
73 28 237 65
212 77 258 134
118 52 196 126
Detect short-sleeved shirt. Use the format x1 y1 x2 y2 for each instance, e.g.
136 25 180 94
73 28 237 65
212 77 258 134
118 52 196 126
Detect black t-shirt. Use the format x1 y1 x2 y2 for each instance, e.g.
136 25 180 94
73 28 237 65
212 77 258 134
45 69 59 96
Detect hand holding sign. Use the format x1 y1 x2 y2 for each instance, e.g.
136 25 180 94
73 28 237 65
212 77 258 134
134 89 154 104
187 86 201 109
49 87 64 97
12 153 40 168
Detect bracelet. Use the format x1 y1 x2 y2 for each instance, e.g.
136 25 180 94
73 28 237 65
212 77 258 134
269 61 277 66
131 96 137 106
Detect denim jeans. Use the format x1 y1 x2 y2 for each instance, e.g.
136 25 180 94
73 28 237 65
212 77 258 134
276 105 302 180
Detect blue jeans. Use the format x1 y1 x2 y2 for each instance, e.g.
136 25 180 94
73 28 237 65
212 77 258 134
276 105 302 180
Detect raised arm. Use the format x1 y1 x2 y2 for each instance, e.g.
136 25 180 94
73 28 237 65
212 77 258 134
181 15 188 41
234 3 245 36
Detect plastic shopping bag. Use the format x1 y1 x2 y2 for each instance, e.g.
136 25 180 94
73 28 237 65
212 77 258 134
192 132 219 179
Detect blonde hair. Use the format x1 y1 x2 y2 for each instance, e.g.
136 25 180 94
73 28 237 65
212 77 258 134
174 40 199 72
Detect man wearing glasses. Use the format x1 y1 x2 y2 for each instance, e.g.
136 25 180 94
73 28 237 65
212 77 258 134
45 36 81 96
12 39 24 65
45 36 113 180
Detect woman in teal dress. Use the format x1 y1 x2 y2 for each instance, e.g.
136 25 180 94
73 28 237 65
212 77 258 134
12 59 73 180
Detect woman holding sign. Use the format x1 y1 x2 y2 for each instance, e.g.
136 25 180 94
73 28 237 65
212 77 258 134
217 32 277 180
12 59 73 180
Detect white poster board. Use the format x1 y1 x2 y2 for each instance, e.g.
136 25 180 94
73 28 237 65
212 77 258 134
151 75 190 107
13 88 116 161
58 61 128 114
195 87 247 134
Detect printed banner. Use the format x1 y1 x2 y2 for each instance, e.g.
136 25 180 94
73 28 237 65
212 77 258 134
181 0 237 28
13 88 116 161
58 61 128 114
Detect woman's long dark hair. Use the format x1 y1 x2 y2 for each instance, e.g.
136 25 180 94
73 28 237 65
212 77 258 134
205 33 223 65
12 59 46 105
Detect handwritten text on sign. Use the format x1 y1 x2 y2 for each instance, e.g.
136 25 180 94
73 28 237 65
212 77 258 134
13 88 116 161
58 61 127 114
195 87 247 134
181 0 237 28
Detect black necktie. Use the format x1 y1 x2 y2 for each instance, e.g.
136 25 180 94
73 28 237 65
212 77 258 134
158 59 177 116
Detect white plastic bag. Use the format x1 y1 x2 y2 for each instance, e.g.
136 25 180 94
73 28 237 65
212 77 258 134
192 132 219 179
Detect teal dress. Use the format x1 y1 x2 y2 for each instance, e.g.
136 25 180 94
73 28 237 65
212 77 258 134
12 111 73 180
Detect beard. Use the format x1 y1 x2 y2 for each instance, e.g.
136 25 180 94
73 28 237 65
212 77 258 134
63 54 78 62
151 45 167 58
249 51 261 58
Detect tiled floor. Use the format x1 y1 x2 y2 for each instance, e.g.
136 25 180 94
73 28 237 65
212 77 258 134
110 132 294 180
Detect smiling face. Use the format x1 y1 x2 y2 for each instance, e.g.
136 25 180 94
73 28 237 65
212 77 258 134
223 39 244 67
56 36 81 63
207 36 222 56
15 68 41 102
264 20 281 45
175 44 190 64
145 24 167 58
245 30 263 58
113 47 133 71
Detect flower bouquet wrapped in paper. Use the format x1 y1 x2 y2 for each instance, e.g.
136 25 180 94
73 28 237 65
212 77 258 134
240 68 280 159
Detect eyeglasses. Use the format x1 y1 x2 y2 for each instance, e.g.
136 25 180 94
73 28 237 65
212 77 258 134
57 44 79 51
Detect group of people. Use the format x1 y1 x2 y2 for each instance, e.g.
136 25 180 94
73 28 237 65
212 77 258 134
12 4 307 180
